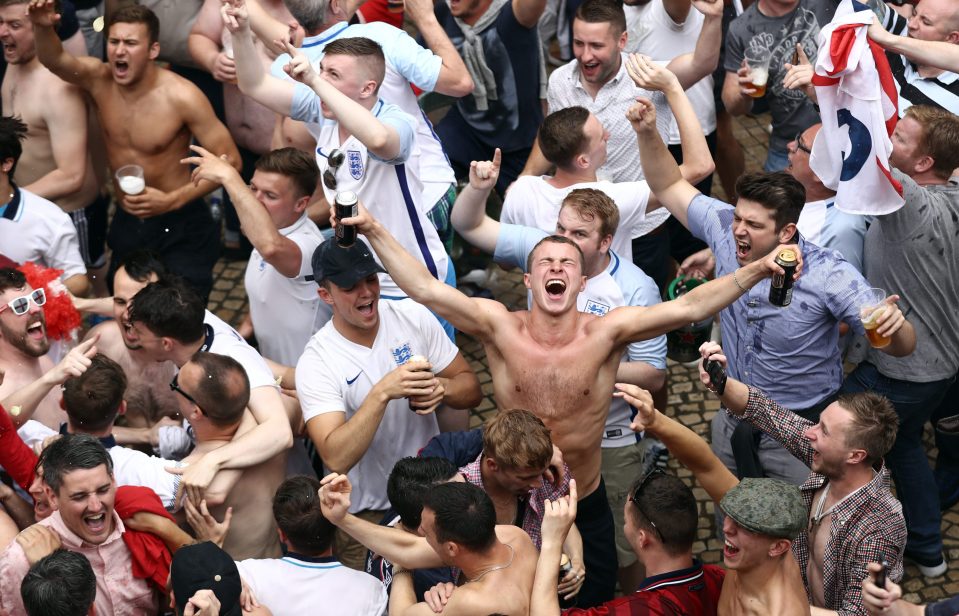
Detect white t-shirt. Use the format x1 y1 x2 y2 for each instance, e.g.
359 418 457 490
494 224 667 447
288 94 450 298
203 311 277 390
501 176 653 260
236 555 387 616
625 0 717 142
272 21 455 207
0 186 86 279
295 300 458 512
244 214 330 366
18 421 180 510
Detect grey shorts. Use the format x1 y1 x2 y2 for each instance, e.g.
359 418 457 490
600 439 650 567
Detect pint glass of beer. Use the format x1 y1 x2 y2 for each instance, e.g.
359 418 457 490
857 287 892 349
744 46 772 98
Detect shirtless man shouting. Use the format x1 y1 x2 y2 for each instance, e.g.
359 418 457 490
29 0 241 298
338 199 801 605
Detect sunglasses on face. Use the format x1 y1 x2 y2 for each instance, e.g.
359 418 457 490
629 467 665 542
169 372 204 414
0 288 46 316
322 148 345 190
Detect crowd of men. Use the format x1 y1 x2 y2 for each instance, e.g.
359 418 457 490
0 0 957 613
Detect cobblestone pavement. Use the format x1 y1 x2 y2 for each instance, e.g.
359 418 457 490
206 113 959 604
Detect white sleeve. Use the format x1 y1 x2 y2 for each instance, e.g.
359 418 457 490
295 346 347 423
115 451 180 510
45 215 87 278
620 181 651 238
16 420 57 448
416 304 460 373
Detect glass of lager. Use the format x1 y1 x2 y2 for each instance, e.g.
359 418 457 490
744 46 772 98
858 287 892 348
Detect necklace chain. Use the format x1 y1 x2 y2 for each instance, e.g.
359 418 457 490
465 544 515 584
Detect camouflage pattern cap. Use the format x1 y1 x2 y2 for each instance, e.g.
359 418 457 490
720 477 806 539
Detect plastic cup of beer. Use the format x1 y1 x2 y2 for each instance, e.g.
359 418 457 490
858 287 892 349
115 164 145 195
406 355 433 411
744 47 772 98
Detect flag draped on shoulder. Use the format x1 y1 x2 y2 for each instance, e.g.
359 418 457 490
810 0 903 215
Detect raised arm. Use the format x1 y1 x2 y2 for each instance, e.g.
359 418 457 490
512 0 548 29
340 202 507 340
630 95 700 227
228 0 297 114
449 148 502 254
282 40 403 160
404 0 474 96
29 0 106 87
615 384 738 503
531 482 578 616
244 0 297 57
605 242 796 345
626 55 714 198
182 145 305 278
319 473 446 569
868 18 959 74
665 0 723 89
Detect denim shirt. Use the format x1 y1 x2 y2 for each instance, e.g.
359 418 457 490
688 194 868 409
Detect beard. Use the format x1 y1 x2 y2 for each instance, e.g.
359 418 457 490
0 314 50 357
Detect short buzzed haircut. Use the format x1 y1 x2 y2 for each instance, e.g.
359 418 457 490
538 107 590 169
387 457 460 529
255 148 320 199
272 475 336 554
323 37 386 93
525 235 586 273
42 434 113 494
424 482 496 552
903 105 959 180
483 409 552 471
189 352 250 428
574 0 627 35
107 4 160 45
628 472 698 556
63 354 127 433
561 188 620 239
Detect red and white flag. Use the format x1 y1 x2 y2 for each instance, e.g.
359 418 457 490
810 0 903 215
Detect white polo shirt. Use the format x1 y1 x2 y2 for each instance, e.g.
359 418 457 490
288 93 450 298
203 310 277 390
271 21 455 207
500 176 655 260
295 299 458 512
244 214 330 366
0 186 86 279
494 224 667 448
236 555 387 616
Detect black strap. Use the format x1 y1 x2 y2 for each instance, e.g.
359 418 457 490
199 324 215 352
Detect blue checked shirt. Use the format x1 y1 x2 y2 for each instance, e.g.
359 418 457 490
688 194 869 409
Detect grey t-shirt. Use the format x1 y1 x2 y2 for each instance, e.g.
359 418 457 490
865 171 959 382
724 0 836 152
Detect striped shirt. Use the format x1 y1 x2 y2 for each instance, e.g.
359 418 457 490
741 386 906 616
882 6 959 116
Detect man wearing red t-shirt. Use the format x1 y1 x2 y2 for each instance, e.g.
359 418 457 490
532 473 724 615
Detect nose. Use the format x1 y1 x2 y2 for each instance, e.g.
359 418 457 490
803 425 816 441
87 495 105 512
733 221 747 237
722 516 736 535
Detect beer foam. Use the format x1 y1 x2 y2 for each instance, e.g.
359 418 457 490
750 68 769 86
118 176 145 195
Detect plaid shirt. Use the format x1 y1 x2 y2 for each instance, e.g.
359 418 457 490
742 387 907 616
459 454 571 550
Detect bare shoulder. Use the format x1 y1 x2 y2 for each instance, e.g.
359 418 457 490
158 69 213 110
86 322 125 357
495 524 535 549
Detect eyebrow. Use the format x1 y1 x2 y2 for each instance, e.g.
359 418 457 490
68 482 112 499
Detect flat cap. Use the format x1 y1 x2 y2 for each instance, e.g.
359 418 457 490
720 477 806 539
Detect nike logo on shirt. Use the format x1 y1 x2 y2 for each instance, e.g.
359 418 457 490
346 372 362 385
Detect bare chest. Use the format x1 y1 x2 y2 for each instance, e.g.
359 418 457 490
95 87 188 157
2 76 49 137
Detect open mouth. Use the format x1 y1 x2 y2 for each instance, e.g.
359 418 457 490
26 320 45 339
736 240 751 260
545 279 566 299
114 60 129 77
357 301 374 316
724 539 740 558
84 511 107 534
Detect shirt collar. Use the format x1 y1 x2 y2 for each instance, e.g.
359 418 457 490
285 552 338 563
1 184 22 221
301 22 350 48
60 424 117 449
47 509 125 549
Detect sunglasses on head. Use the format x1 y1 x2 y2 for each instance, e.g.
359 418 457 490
629 467 665 542
323 148 345 190
0 288 46 316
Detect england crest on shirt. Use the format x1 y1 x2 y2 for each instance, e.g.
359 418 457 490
391 342 413 366
584 299 610 316
348 150 364 180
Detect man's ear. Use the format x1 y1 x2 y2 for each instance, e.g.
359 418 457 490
914 154 936 175
118 400 128 417
149 41 160 61
318 286 333 305
768 538 792 558
44 485 59 511
778 222 798 244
